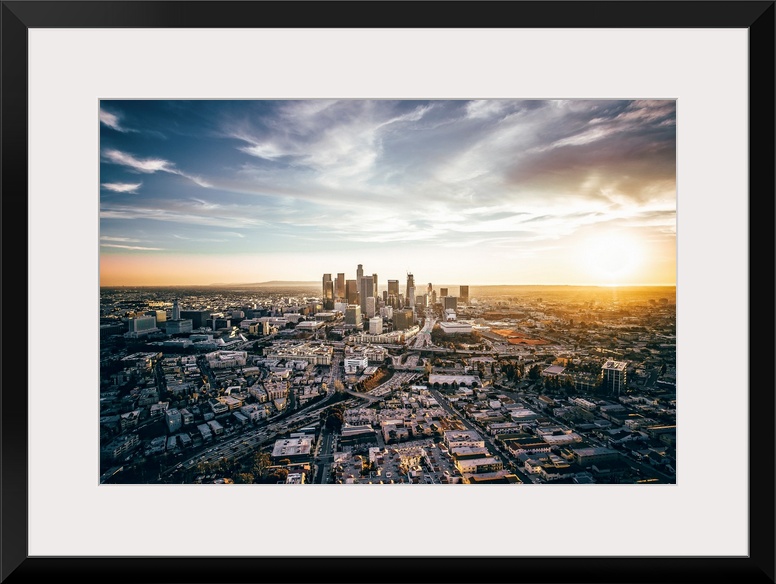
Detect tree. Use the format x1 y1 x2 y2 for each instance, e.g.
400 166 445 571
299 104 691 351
233 472 255 484
528 364 542 381
269 468 289 482
325 408 345 432
252 451 271 478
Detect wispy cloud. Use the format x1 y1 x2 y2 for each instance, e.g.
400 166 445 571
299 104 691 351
100 235 143 243
102 148 211 188
172 234 229 243
101 182 142 193
99 108 136 133
100 243 165 251
100 203 265 228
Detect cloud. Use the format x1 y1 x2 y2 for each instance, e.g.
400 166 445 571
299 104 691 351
100 243 165 251
103 149 172 172
102 148 211 187
100 235 143 243
171 234 229 243
465 100 507 120
100 203 266 229
101 182 142 193
99 108 136 133
229 101 434 186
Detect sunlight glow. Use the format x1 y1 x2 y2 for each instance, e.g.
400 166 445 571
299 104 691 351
582 232 645 286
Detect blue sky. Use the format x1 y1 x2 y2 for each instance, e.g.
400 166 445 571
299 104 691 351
99 99 676 287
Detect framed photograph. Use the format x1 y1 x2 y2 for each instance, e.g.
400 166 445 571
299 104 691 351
3 1 773 583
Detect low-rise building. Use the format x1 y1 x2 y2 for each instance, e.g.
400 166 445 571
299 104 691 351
271 437 313 464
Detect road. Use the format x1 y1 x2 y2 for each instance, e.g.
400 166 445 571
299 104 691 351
495 387 676 484
161 390 356 479
429 389 535 484
409 312 436 349
313 429 336 484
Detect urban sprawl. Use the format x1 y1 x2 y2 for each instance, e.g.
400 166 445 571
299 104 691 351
100 265 677 485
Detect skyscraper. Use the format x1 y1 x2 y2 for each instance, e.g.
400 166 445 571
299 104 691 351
356 264 364 295
322 274 334 309
336 273 345 299
427 283 433 295
440 287 448 297
172 299 180 321
366 296 377 318
406 272 415 308
360 275 374 317
387 279 399 308
372 273 378 293
459 285 469 304
346 279 358 304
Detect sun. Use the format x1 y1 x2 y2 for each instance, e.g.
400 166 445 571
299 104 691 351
581 232 645 285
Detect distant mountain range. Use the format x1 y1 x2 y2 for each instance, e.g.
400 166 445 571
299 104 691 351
208 280 320 288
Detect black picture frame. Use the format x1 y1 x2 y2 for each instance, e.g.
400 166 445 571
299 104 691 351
2 2 773 583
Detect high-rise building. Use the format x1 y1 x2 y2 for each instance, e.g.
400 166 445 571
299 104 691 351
127 315 159 337
393 308 414 331
166 319 193 334
602 360 628 395
356 264 364 295
322 274 334 309
444 296 458 311
208 317 231 330
388 279 399 299
459 285 469 304
369 316 383 335
360 276 374 316
336 273 345 299
440 287 448 297
172 299 180 321
406 273 415 308
345 304 362 327
180 310 212 329
427 283 433 295
372 273 378 294
382 290 388 302
346 279 358 304
366 296 377 318
416 295 426 308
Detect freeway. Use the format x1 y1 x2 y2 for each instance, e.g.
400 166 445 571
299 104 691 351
164 357 420 482
161 392 356 479
409 312 436 349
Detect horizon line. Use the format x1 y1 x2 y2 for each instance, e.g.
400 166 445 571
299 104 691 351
100 282 678 288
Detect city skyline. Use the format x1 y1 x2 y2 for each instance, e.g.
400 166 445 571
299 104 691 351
99 99 676 287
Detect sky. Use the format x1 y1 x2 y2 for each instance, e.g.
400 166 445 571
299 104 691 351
99 99 676 288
